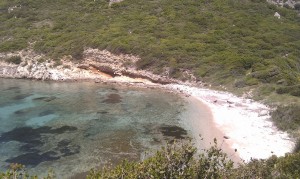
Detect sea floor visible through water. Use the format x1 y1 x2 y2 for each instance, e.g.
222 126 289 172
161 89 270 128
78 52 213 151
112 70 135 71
0 78 209 178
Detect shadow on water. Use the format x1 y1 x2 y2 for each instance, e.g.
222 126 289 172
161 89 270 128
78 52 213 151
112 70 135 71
0 126 79 167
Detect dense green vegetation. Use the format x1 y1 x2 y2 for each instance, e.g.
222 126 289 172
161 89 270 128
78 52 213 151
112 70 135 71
1 140 300 178
1 1 300 177
1 0 299 85
88 141 300 178
271 104 300 131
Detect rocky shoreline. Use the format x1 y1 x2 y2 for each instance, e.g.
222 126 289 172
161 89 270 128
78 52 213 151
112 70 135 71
0 49 295 161
0 48 180 85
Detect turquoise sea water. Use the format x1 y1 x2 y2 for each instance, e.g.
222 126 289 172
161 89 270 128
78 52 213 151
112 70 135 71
0 79 191 178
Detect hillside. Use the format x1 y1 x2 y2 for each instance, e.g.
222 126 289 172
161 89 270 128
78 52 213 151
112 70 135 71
1 0 300 177
1 1 300 133
0 0 299 84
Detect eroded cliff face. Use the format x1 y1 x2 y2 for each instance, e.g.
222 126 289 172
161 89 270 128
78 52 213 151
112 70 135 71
0 48 182 84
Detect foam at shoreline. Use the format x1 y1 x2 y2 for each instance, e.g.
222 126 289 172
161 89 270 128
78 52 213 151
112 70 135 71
166 84 294 161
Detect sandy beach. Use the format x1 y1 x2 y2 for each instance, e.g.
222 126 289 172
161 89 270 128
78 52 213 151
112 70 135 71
181 96 241 163
166 84 295 162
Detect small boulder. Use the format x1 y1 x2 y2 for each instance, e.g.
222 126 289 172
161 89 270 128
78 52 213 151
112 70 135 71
274 12 281 19
223 136 230 139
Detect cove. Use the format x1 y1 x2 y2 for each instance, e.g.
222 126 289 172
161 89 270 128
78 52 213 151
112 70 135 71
0 78 194 178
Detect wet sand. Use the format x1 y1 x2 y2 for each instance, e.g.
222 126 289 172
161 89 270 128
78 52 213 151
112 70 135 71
183 96 241 163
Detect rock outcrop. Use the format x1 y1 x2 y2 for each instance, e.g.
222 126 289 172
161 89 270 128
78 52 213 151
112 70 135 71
109 0 124 6
0 48 176 85
267 0 300 9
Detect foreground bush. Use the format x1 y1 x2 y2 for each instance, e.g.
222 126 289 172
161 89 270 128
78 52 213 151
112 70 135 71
87 140 300 179
87 139 234 179
1 140 300 178
0 163 54 179
271 104 300 131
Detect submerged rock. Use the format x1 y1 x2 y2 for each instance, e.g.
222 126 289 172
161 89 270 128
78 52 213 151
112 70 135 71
160 125 188 140
102 93 122 104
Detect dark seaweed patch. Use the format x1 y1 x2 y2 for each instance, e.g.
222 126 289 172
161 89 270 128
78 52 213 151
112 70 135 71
14 109 28 115
61 145 80 157
102 94 122 104
1 126 78 166
160 125 188 139
49 126 77 134
97 111 109 114
39 110 54 117
33 96 56 102
56 139 80 157
0 127 46 143
14 108 33 116
146 103 153 108
5 86 20 91
5 151 60 167
13 94 32 100
0 126 77 143
57 139 71 148
19 140 43 152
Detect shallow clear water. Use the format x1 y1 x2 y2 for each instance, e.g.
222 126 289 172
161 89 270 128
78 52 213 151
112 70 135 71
0 79 191 178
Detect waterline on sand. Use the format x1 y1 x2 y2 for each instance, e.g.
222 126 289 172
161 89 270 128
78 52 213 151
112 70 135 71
166 84 294 161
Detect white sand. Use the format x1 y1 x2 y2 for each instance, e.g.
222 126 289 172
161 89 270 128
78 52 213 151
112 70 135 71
166 84 295 162
181 97 241 163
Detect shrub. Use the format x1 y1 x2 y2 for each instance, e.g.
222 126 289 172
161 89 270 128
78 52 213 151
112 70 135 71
276 85 300 97
87 139 234 179
87 141 198 178
295 3 300 10
5 56 22 64
276 152 300 178
1 140 300 178
294 139 300 153
271 104 300 131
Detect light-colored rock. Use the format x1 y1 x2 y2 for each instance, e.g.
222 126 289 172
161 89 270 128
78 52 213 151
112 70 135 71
274 12 281 19
267 0 300 9
0 48 177 85
109 0 124 6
